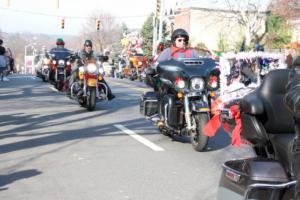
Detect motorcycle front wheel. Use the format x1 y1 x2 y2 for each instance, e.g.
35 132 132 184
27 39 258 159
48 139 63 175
87 87 96 111
191 113 209 152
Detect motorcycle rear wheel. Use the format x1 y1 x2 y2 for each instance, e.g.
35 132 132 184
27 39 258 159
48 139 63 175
191 113 209 152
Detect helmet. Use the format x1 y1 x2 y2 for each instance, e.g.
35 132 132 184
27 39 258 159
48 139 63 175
56 38 65 45
171 28 189 43
254 44 264 52
84 40 93 47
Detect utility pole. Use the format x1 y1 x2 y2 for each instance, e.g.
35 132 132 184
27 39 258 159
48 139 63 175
5 0 10 7
153 0 164 56
158 0 164 44
152 16 157 56
55 0 59 9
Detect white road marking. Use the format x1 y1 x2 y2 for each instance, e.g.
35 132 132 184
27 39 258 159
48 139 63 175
49 86 59 93
114 124 165 152
30 76 36 80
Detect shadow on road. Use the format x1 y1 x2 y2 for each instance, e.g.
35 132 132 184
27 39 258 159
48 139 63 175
0 169 42 191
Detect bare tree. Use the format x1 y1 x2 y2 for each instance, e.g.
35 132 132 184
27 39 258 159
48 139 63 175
216 0 269 45
80 12 123 54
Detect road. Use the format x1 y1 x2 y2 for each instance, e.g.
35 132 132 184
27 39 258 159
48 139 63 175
0 74 254 200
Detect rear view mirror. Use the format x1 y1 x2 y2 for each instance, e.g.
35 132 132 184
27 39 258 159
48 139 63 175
98 55 109 62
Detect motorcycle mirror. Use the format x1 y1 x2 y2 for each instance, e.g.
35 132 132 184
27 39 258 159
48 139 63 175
98 55 109 62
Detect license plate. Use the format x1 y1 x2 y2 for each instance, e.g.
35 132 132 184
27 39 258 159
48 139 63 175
87 79 97 86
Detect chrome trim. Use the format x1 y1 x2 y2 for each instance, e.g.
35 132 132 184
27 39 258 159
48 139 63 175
184 95 194 130
244 180 297 200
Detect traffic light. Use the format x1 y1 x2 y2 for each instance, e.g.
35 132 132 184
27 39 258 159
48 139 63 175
96 19 100 30
156 0 161 19
61 18 65 29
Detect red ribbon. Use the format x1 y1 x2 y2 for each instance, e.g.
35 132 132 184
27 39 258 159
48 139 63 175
203 99 243 148
229 105 242 147
203 97 224 137
203 114 221 137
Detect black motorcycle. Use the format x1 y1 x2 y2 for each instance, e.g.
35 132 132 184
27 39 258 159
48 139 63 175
49 52 72 91
217 69 298 200
140 58 219 152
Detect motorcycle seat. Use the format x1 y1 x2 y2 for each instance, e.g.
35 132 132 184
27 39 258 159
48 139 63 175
237 69 294 146
269 133 294 174
258 69 294 133
241 90 264 115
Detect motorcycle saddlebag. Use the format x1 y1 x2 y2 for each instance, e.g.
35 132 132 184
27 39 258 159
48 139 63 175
217 158 289 200
140 91 158 117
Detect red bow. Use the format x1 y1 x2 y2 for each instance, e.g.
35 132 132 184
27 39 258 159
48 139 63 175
229 105 242 147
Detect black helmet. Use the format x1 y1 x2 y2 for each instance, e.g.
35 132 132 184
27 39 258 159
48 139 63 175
254 44 264 52
171 28 189 43
84 40 93 47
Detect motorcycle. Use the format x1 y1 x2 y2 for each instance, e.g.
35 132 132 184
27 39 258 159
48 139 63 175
217 69 298 200
70 55 109 111
49 54 72 91
41 57 51 82
128 53 148 82
140 58 220 151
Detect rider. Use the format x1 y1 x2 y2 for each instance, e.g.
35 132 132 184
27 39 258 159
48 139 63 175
50 38 72 59
152 29 199 121
156 28 199 62
68 40 115 100
284 56 300 200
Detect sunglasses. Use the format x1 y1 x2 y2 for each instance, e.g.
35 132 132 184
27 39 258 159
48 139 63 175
85 45 92 47
176 38 187 43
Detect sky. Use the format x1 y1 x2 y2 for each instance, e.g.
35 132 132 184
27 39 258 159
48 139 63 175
0 0 163 35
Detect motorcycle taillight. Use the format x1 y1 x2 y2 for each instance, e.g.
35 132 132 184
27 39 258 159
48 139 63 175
51 64 57 70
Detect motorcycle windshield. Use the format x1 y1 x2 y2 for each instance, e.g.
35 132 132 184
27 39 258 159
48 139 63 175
157 58 217 81
51 50 72 60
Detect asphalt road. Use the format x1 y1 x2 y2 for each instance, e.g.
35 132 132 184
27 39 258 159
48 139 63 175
0 74 254 200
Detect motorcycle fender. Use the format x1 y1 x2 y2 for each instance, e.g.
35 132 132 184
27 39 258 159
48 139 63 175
87 78 97 87
191 101 210 113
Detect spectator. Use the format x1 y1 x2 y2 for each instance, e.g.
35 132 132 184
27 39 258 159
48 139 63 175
0 39 8 81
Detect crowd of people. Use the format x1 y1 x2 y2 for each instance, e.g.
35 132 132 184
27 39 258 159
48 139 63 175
0 39 14 82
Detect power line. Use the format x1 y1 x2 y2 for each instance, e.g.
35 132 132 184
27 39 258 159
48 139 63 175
0 6 149 20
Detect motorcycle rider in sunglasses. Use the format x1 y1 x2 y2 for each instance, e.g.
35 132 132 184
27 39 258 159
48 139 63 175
156 28 199 62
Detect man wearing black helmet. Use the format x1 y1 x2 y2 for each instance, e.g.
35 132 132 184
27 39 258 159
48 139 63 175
67 40 115 100
156 28 199 62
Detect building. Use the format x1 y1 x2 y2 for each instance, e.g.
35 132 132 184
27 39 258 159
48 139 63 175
164 0 270 51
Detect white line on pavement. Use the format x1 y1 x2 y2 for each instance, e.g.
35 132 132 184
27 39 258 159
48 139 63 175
114 124 165 152
30 76 36 80
49 86 59 93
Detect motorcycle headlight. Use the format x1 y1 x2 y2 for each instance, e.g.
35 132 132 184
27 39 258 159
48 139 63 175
58 60 65 65
99 67 104 74
79 66 85 73
66 61 71 65
138 61 143 66
86 63 97 74
190 78 205 91
52 60 57 65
